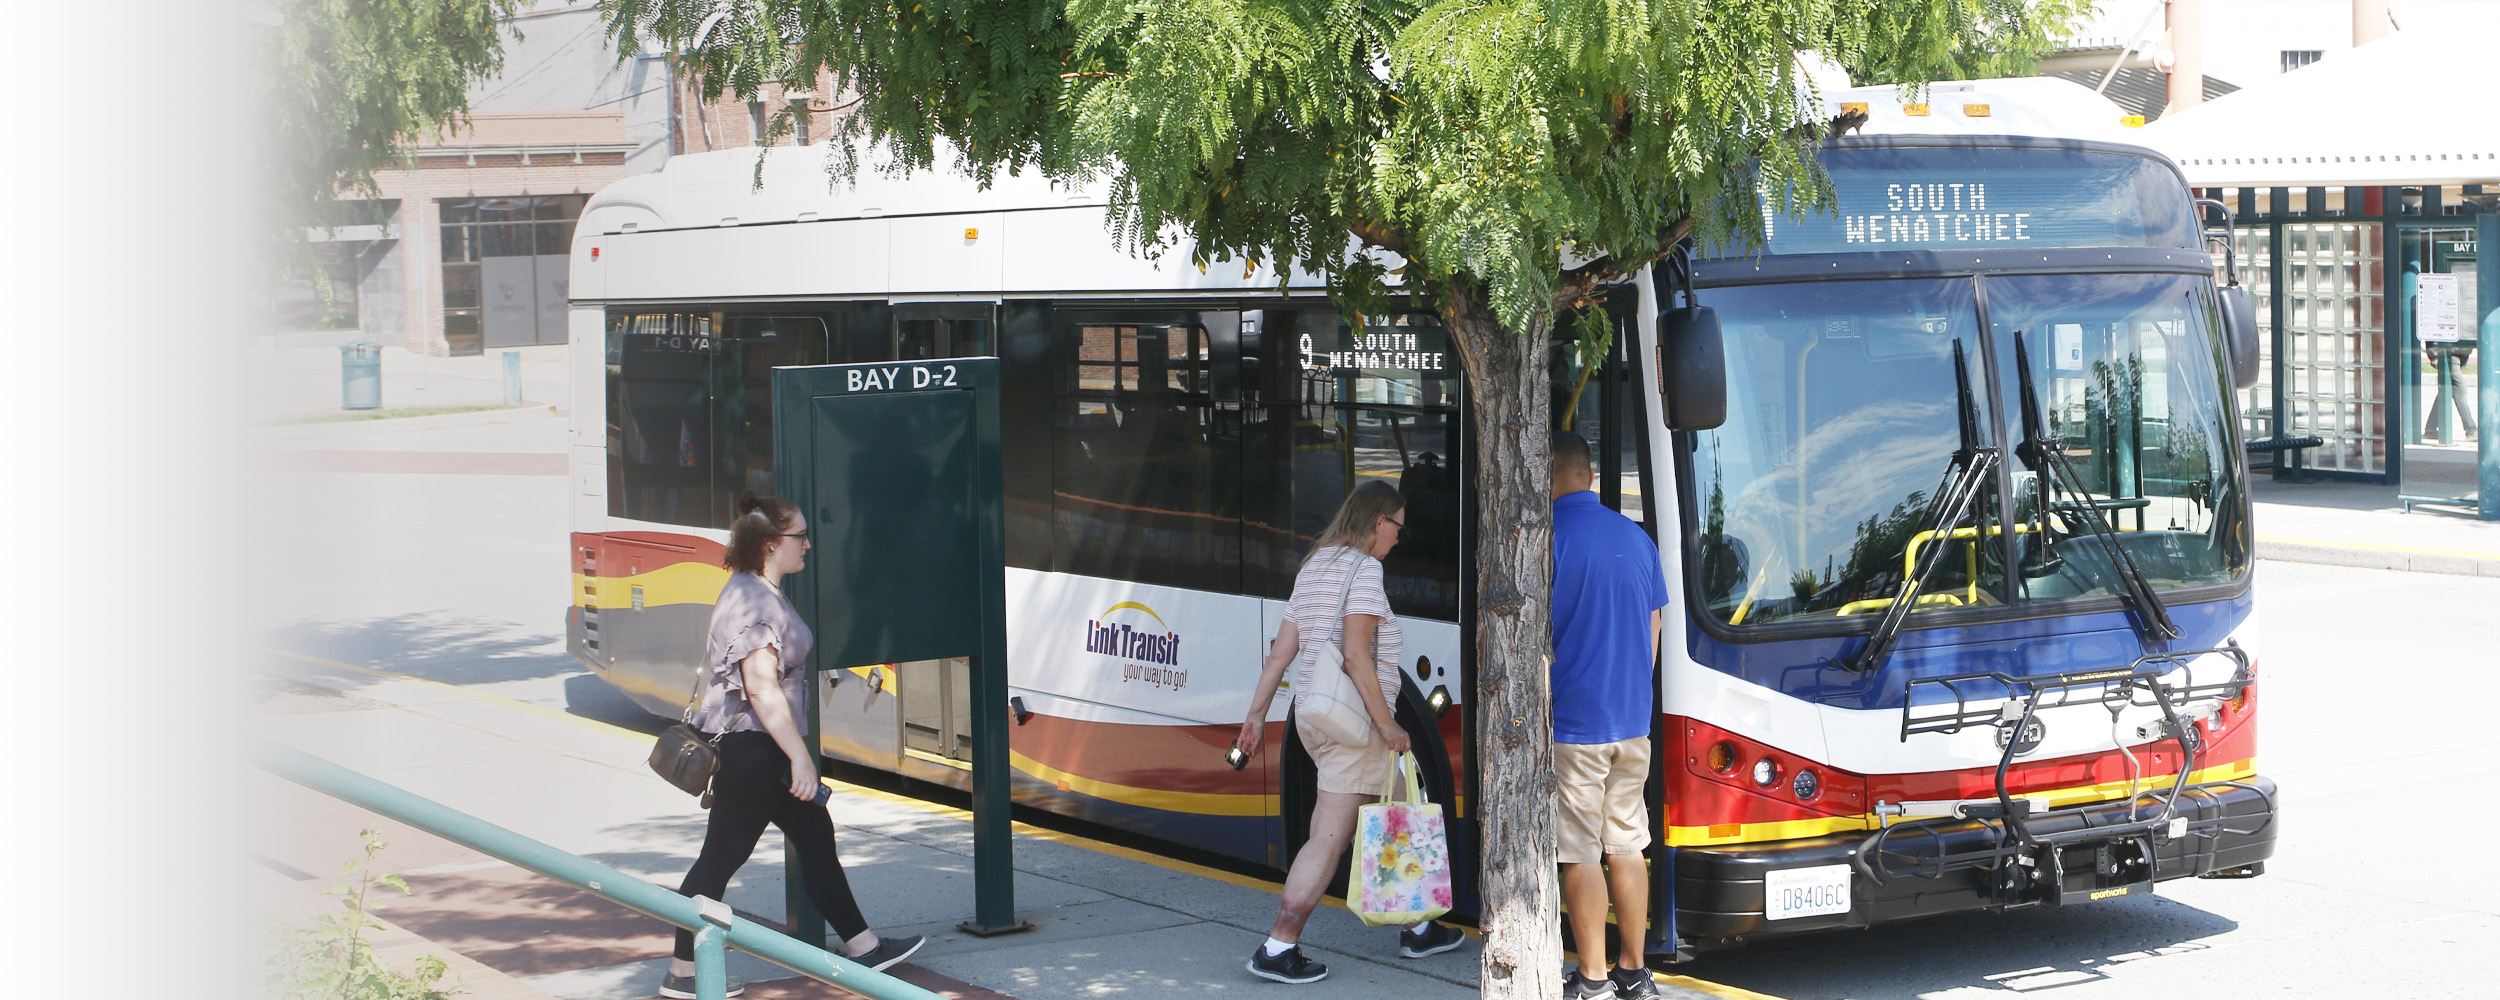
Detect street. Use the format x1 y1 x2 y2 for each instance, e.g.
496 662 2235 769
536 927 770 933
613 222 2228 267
255 412 2500 1000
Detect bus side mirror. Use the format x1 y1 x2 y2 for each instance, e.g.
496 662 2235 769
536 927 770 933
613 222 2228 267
2219 283 2260 391
1659 305 1727 430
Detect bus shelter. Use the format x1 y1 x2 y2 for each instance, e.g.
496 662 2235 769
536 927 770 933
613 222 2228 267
2140 30 2499 518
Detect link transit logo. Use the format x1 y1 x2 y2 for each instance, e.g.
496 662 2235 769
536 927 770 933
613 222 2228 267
1086 602 1189 689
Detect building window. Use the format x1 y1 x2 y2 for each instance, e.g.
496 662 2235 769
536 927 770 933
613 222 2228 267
2280 50 2323 73
439 195 585 355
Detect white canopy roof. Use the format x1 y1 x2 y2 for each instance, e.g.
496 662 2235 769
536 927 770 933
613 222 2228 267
2137 30 2500 187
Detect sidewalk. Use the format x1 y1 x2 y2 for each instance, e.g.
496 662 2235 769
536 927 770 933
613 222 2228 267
249 339 573 425
2251 477 2500 577
251 659 1748 1000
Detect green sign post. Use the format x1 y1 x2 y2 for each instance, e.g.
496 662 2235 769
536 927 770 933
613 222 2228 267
773 357 1027 938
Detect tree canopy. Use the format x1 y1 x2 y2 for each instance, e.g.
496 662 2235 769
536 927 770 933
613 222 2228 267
257 0 523 243
604 0 2080 327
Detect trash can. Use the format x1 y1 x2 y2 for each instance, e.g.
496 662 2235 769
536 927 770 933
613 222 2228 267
340 340 382 410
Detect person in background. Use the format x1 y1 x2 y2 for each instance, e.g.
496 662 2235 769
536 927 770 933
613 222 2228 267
1548 431 1668 1000
660 494 923 999
1232 479 1468 984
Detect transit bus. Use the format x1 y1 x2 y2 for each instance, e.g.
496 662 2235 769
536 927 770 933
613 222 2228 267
564 76 2276 956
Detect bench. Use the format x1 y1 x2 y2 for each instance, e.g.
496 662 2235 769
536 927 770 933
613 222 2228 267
2244 435 2325 480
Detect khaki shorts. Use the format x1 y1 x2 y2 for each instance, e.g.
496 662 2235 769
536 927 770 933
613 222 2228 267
1555 736 1653 864
1297 713 1395 795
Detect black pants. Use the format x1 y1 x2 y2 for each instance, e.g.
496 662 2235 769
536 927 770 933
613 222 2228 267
673 732 870 959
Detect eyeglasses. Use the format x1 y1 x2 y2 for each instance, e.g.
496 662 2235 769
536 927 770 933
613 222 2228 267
1383 516 1405 530
780 531 810 542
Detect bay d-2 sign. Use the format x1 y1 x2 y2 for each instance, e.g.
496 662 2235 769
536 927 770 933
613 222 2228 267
844 363 966 392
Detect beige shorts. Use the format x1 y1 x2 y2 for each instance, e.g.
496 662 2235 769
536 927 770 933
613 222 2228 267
1297 713 1394 795
1555 736 1654 864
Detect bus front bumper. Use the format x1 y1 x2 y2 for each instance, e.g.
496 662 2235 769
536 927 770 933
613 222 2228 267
1672 775 2277 947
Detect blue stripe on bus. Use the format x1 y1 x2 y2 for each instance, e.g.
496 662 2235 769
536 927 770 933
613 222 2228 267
1687 592 2252 712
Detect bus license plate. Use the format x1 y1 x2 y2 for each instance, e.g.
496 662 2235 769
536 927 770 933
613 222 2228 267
1764 864 1852 920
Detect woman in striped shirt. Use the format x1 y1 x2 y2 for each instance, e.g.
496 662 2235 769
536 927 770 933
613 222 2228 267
1232 479 1466 982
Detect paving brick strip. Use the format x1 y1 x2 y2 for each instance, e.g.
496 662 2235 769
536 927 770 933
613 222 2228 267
257 781 1011 1000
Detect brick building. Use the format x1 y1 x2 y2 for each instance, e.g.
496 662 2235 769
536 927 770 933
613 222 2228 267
286 3 838 356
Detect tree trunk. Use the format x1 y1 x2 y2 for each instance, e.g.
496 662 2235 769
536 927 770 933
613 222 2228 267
1438 275 1562 1000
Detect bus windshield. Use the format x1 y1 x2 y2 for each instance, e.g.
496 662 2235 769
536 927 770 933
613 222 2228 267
1687 273 2248 629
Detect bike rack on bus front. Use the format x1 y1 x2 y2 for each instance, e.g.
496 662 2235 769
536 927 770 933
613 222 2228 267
1857 643 2271 904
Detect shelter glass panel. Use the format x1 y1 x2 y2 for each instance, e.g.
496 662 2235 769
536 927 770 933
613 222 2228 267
2281 222 2386 474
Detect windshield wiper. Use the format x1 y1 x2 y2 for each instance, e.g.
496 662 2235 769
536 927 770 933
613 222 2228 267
1848 340 2000 673
2010 332 2180 641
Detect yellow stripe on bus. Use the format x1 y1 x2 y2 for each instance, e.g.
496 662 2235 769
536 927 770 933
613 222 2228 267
1665 756 2259 846
574 562 730 610
1009 749 1279 817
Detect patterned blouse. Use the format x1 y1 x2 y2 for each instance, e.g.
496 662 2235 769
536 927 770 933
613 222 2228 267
688 572 814 734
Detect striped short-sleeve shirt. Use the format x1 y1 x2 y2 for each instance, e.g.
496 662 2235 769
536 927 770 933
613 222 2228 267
1287 546 1403 707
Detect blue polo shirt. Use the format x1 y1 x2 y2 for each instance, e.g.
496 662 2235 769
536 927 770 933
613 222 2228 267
1550 491 1668 744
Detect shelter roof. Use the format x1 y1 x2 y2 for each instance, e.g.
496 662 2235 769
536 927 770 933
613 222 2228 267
2137 31 2500 187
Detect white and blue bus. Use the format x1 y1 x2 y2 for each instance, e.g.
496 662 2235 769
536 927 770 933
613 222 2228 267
564 76 2275 956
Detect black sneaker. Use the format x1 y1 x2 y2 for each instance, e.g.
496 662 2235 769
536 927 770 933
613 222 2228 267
1247 944 1329 984
848 933 925 972
1611 968 1664 999
1564 969 1616 1000
657 972 745 999
1399 922 1467 959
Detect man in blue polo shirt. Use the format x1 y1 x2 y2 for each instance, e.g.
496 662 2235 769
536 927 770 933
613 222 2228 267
1549 430 1668 1000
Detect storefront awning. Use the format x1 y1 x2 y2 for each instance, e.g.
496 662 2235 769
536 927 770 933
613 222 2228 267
2136 31 2500 187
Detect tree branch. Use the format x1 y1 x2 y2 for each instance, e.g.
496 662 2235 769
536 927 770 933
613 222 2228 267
1350 220 1410 257
1547 217 1694 312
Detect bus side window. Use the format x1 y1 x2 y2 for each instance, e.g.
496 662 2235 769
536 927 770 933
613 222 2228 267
607 310 831 527
1289 312 1463 622
719 315 831 501
610 311 722 527
1052 316 1242 594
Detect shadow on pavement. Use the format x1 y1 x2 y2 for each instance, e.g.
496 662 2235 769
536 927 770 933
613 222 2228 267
1678 895 2239 999
262 612 675 736
565 672 672 734
267 612 575 685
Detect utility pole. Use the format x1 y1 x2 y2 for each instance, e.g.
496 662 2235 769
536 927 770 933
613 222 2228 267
2353 0 2392 45
2163 0 2204 117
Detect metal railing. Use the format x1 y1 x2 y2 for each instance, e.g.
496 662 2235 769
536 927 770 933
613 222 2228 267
256 741 944 1000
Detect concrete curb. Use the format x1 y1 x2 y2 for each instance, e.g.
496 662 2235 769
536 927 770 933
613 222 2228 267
2256 538 2500 578
261 403 561 439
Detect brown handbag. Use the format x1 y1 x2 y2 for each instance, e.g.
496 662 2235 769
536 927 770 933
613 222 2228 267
648 722 725 797
648 664 743 800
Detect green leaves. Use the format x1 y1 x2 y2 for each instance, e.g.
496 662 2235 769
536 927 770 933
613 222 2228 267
266 829 455 1000
601 0 2080 331
259 0 523 243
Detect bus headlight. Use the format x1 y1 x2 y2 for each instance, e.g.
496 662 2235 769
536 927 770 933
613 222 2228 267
1752 758 1779 787
1792 769 1820 800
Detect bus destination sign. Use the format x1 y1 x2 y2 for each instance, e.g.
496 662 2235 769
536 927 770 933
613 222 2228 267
1301 318 1456 377
1305 328 1450 374
1736 145 2200 257
1836 181 2033 246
